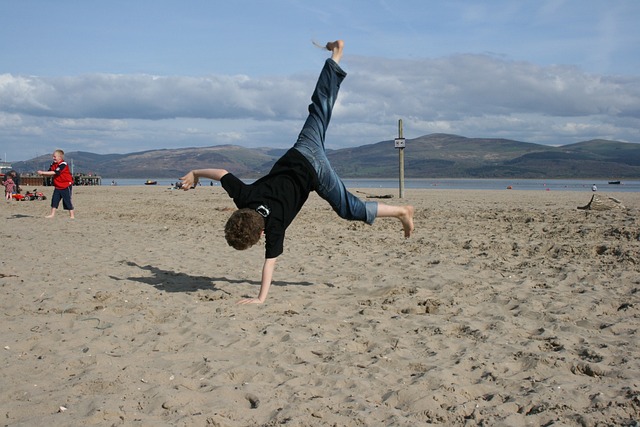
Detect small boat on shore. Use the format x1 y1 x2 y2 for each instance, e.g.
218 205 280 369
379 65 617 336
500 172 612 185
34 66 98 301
144 180 157 185
608 181 621 185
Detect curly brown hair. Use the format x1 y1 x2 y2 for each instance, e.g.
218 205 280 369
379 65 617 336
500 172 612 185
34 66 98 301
224 208 264 250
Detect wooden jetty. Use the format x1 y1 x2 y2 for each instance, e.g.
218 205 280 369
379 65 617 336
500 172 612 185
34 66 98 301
17 174 102 187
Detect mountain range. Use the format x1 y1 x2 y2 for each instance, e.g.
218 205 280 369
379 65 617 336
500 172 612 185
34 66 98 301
13 133 640 179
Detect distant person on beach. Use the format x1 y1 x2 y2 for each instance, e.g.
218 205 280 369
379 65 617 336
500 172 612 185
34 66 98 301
180 40 414 304
592 184 597 192
37 149 75 219
9 171 20 194
3 175 15 201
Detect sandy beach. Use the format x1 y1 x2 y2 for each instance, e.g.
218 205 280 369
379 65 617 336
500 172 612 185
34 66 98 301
1 185 639 426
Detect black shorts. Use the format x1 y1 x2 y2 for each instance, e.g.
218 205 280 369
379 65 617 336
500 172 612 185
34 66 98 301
51 186 74 210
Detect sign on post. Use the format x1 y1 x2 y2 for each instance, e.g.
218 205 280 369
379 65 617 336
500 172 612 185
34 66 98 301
396 120 405 198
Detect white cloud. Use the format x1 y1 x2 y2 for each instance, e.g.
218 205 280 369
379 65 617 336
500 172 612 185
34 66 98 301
1 54 639 162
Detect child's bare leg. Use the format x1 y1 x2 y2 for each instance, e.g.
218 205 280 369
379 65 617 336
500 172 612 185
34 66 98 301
376 203 414 238
325 40 344 64
45 208 56 218
69 210 75 219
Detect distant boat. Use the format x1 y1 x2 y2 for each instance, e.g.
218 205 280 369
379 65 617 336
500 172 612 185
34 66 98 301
608 181 621 185
144 180 157 185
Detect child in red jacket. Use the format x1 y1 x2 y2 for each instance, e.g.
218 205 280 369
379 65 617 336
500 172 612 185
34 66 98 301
37 149 75 219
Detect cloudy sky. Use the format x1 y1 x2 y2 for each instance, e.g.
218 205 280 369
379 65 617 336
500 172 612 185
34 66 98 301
1 0 639 162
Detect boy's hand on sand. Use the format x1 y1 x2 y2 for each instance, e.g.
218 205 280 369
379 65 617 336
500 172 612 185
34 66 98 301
179 172 198 190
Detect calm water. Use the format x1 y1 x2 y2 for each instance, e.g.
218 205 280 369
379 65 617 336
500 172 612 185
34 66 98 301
103 178 640 192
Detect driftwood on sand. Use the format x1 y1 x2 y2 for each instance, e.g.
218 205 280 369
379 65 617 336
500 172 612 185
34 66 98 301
356 190 394 199
577 194 626 211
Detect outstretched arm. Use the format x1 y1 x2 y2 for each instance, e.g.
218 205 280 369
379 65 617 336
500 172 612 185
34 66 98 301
237 257 276 304
180 169 228 190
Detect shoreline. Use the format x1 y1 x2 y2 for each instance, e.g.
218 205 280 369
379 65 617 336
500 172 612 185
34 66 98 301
99 177 640 193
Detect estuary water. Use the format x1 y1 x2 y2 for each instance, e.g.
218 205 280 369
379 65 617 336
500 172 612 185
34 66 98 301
102 178 640 192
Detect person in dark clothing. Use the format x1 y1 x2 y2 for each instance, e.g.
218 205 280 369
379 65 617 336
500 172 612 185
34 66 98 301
180 40 414 304
9 171 20 194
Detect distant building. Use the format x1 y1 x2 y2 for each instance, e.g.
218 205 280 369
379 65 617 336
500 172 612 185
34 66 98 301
0 162 13 183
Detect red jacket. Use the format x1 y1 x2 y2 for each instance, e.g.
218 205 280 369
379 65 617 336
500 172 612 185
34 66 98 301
49 161 74 189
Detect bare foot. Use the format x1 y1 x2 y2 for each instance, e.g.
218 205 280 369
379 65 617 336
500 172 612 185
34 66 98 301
326 40 344 63
45 214 54 218
400 205 414 238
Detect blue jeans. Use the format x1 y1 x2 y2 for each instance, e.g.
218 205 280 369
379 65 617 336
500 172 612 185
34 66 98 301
293 59 377 224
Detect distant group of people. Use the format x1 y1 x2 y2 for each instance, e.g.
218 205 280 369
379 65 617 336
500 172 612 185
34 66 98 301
73 177 101 186
1 149 76 217
172 181 213 190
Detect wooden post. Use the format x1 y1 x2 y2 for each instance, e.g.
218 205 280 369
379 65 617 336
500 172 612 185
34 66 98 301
395 119 406 198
